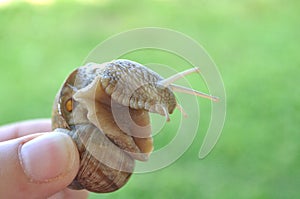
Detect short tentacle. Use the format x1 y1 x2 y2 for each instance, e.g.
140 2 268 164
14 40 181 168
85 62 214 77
161 106 170 122
176 103 188 118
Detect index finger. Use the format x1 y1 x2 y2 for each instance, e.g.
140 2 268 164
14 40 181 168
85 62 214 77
0 119 51 142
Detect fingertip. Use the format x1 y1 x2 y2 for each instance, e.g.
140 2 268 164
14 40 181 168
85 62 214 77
19 132 79 183
0 132 80 198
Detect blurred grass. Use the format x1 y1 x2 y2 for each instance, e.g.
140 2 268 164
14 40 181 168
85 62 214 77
0 0 300 198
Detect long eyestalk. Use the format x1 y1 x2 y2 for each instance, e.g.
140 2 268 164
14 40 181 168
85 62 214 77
170 84 219 102
159 68 200 87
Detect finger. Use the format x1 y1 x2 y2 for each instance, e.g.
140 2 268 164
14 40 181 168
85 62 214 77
0 132 80 198
48 189 89 199
0 119 51 141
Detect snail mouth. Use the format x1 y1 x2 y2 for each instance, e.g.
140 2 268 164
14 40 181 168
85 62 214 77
73 77 153 161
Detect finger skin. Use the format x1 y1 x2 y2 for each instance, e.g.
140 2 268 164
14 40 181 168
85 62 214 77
48 189 89 199
0 133 80 199
0 119 51 141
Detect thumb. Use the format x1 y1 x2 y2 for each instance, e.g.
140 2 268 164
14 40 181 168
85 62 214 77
0 132 80 198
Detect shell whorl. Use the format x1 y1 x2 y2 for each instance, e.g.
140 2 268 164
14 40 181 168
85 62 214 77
63 124 134 193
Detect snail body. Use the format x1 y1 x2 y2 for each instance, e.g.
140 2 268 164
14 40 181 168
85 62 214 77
51 59 218 193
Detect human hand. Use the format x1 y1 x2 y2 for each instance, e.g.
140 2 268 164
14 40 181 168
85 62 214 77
0 119 89 199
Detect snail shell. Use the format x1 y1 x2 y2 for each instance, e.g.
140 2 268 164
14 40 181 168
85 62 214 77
51 59 218 193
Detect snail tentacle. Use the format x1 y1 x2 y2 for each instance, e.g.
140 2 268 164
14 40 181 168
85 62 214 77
159 67 200 86
169 84 219 102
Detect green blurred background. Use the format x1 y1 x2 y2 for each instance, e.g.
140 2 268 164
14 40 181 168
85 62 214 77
0 0 299 198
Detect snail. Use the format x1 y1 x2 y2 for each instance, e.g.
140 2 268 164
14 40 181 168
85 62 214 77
51 59 218 193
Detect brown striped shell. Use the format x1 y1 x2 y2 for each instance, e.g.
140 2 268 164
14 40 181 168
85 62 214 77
51 59 218 193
